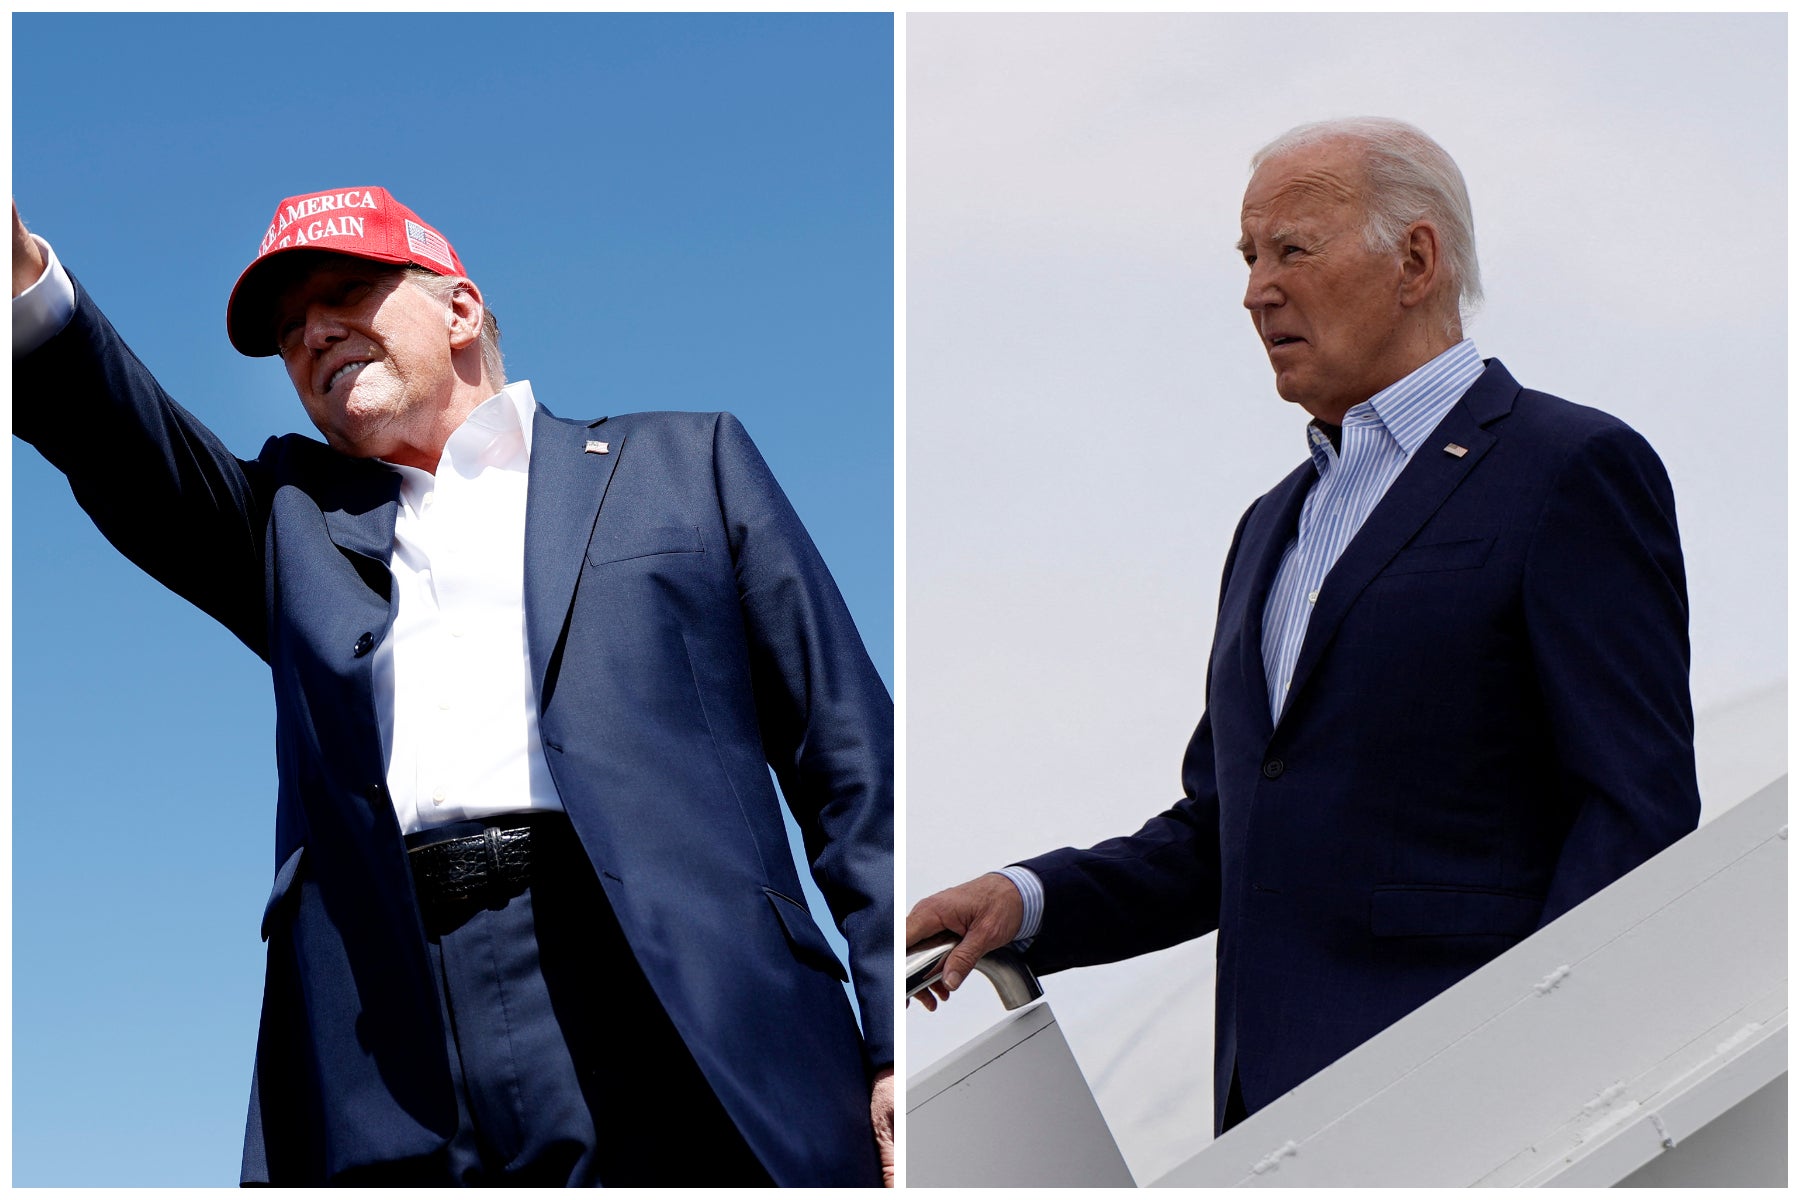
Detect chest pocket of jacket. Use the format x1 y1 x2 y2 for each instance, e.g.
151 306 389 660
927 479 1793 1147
1379 535 1493 578
587 524 704 567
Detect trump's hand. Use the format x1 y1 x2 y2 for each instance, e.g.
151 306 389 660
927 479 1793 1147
904 873 1025 1011
13 202 46 298
871 1065 894 1186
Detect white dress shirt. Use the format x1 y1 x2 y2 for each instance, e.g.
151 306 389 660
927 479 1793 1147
13 240 560 834
377 381 562 834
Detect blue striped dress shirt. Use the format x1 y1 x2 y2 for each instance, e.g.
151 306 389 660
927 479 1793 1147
1001 340 1486 944
1261 339 1486 720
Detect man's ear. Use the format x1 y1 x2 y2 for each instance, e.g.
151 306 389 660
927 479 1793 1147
444 278 485 350
1396 221 1444 311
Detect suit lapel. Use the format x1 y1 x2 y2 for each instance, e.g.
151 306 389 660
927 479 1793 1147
1278 362 1519 724
311 460 402 790
524 409 623 704
319 459 402 608
1232 463 1316 742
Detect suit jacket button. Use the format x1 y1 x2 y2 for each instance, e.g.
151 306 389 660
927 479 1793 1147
1262 758 1285 779
365 782 388 803
353 631 375 657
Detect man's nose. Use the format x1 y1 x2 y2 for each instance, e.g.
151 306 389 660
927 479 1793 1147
302 306 348 351
1243 262 1280 312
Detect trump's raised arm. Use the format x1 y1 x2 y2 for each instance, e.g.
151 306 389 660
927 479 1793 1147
14 202 46 296
13 202 79 357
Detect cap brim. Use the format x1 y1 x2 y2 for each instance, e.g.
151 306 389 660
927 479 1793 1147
226 245 414 357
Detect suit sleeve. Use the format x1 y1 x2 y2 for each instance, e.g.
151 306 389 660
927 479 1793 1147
14 277 271 659
710 413 895 1070
1015 501 1259 974
1523 421 1700 925
1019 716 1224 973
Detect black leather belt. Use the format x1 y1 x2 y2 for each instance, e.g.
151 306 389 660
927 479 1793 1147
405 814 560 908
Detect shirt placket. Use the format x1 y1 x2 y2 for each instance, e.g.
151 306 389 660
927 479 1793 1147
418 477 464 823
1278 417 1381 715
1297 437 1347 615
1317 411 1382 585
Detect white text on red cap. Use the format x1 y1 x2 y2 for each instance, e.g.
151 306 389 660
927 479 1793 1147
259 190 382 257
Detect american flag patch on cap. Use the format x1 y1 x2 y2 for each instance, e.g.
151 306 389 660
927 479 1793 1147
405 219 454 271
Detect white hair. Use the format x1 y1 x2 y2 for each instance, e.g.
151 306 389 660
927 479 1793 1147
404 267 506 390
1253 117 1482 324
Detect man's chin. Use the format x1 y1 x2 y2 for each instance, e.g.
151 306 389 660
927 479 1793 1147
1270 374 1310 407
318 409 401 460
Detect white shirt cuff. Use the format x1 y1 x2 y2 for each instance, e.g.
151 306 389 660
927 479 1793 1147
14 234 76 359
993 865 1044 944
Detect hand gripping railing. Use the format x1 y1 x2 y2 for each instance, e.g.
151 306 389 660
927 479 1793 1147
905 931 1045 1010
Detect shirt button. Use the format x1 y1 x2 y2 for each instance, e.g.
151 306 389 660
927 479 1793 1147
1307 590 1319 604
438 700 451 711
432 788 446 806
450 627 465 638
1262 758 1286 780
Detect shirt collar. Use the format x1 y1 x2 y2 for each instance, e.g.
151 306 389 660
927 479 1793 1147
386 379 539 505
456 379 538 453
1305 340 1484 470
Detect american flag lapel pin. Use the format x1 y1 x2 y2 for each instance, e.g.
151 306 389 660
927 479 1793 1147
585 440 610 455
1443 442 1468 458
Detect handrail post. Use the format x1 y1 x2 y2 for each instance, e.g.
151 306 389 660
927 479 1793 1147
906 932 1045 1010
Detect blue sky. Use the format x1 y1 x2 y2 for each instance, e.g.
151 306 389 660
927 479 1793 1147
12 13 892 1185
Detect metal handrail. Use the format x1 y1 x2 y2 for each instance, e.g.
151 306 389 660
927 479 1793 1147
906 931 1045 1010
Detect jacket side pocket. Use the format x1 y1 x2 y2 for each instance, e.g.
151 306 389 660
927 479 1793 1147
763 887 850 982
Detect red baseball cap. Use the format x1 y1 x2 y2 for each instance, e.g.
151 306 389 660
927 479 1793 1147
226 186 466 356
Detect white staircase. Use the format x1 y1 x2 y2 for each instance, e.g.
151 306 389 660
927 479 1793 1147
906 773 1787 1187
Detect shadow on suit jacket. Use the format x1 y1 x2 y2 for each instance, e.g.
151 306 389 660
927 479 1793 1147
15 282 893 1185
1017 359 1699 1133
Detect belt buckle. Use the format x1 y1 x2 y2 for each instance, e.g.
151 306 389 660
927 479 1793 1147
409 820 535 909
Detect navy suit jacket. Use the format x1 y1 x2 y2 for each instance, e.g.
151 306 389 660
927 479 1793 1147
1018 360 1699 1131
16 283 893 1185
